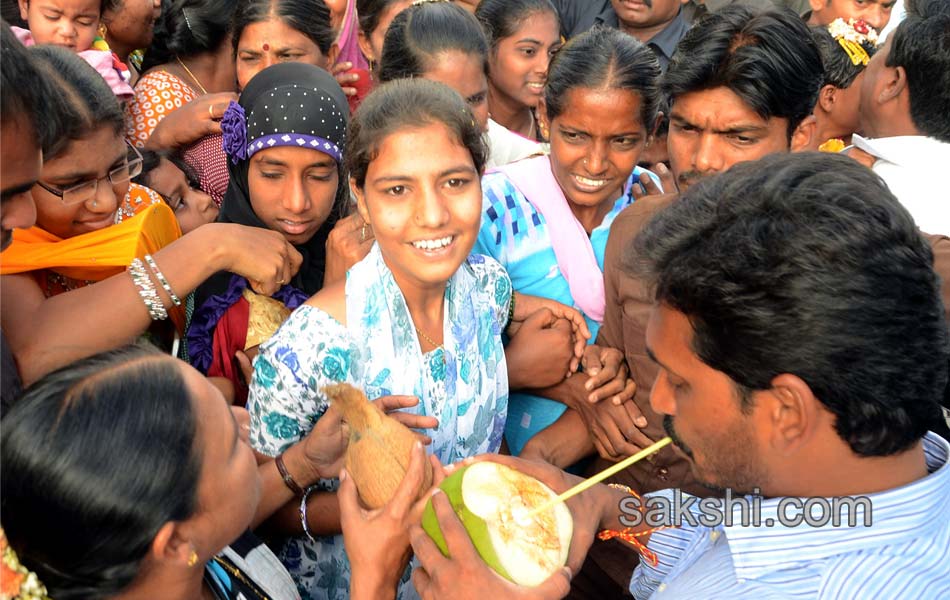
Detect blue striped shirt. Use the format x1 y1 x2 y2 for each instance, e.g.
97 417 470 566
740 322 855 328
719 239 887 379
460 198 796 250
630 432 950 599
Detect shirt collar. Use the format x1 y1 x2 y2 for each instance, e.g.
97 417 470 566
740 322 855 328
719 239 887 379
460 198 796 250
597 7 619 28
722 432 950 582
852 134 950 168
646 9 690 62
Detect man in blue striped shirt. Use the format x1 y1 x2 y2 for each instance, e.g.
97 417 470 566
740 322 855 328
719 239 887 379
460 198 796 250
410 151 950 599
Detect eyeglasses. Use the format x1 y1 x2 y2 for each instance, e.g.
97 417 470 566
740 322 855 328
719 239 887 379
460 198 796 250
36 143 144 206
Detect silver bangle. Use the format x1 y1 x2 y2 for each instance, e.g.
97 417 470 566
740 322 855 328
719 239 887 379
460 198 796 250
129 258 168 321
299 486 320 545
144 254 181 306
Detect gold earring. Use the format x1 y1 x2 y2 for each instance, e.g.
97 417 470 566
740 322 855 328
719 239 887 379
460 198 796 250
98 23 107 38
187 550 198 567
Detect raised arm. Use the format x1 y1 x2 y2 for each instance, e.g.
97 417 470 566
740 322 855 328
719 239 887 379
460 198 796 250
1 223 301 384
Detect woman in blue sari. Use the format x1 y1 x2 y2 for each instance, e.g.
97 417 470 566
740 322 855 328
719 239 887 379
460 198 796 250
474 27 664 455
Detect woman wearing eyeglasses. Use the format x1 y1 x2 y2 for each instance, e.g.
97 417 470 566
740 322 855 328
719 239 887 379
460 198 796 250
7 46 168 299
0 46 302 389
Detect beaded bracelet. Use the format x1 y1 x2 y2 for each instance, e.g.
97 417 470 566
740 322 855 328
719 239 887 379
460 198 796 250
129 258 168 320
506 292 516 328
299 486 320 544
144 254 181 306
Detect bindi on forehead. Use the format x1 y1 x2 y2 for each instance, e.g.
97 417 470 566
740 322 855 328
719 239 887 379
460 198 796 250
262 43 269 51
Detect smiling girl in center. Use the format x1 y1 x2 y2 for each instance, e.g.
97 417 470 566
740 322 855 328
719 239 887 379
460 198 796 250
247 78 587 599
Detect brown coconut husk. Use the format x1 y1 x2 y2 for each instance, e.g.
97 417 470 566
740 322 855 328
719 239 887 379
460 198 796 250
322 383 434 508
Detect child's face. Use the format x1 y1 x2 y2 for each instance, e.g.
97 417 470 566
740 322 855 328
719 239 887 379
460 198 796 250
19 0 100 51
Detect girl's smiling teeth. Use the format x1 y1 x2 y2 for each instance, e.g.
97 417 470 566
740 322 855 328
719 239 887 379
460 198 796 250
412 235 455 251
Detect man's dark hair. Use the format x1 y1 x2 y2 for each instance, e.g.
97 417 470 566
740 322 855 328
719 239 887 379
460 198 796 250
1 22 70 155
662 5 823 138
886 0 950 142
631 152 949 457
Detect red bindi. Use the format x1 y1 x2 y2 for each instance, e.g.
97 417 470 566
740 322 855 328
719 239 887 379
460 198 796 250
262 43 270 51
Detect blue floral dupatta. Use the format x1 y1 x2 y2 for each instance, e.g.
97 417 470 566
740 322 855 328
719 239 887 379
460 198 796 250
247 245 510 599
345 244 510 461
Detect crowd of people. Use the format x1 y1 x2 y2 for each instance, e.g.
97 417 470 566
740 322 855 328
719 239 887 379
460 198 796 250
1 0 948 599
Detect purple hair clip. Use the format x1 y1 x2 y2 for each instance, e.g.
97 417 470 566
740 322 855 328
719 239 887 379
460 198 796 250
221 101 248 163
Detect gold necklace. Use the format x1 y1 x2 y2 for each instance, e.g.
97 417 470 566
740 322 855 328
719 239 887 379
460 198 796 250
414 325 442 350
176 56 208 95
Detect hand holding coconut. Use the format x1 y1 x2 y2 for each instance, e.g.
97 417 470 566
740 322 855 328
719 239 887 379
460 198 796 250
414 453 631 587
341 441 449 600
410 483 573 600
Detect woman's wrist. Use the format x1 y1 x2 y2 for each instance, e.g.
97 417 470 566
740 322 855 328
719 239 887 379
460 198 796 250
199 223 235 274
282 440 323 487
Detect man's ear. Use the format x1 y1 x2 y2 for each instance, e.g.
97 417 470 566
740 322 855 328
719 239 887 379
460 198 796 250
18 0 29 21
817 84 837 115
327 42 340 67
879 64 908 105
764 373 822 454
790 114 817 152
808 0 825 14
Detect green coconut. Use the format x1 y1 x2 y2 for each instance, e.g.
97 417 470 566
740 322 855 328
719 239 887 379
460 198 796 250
421 461 573 587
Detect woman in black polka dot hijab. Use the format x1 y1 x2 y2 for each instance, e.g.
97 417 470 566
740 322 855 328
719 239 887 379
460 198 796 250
188 62 349 405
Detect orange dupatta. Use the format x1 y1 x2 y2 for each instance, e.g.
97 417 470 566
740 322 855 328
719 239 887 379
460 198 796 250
1 198 185 331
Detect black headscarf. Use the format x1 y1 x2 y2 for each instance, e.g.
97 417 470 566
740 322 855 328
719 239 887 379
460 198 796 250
195 62 350 307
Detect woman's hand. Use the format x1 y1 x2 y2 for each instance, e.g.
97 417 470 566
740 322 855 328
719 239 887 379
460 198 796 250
505 309 576 388
632 163 676 199
410 490 572 600
324 212 374 287
144 92 239 151
298 404 350 480
331 61 360 97
210 223 303 296
341 442 449 600
372 395 440 445
507 293 591 372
